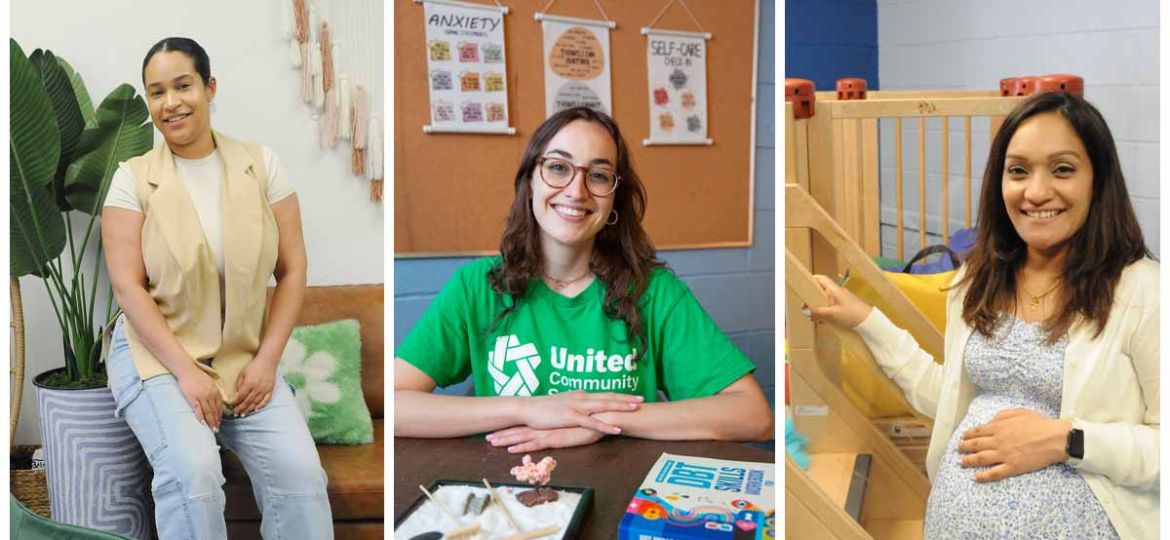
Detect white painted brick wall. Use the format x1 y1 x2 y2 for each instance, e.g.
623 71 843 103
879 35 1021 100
876 0 1159 258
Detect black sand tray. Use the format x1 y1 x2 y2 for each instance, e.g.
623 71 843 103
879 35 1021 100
395 479 595 539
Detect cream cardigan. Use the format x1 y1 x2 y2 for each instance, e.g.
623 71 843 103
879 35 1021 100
854 258 1159 540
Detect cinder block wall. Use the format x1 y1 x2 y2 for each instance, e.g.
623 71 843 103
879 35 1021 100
877 0 1159 258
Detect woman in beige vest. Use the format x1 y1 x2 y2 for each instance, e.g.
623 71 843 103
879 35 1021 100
101 37 333 540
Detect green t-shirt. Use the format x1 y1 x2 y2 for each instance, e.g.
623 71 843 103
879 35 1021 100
397 257 755 401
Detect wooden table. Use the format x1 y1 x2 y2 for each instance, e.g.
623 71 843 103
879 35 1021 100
394 436 774 539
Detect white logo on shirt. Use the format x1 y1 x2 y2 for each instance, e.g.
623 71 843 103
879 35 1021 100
549 346 638 373
487 335 542 396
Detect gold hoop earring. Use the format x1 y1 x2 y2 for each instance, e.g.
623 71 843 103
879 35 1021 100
606 210 619 226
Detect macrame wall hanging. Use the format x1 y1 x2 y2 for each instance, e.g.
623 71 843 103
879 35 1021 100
281 0 384 203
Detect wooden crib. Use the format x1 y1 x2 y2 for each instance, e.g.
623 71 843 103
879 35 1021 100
784 81 1030 539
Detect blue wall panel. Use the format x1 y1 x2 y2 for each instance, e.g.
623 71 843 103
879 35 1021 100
785 0 878 90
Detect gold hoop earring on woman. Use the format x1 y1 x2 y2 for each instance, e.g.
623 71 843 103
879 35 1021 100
606 210 619 226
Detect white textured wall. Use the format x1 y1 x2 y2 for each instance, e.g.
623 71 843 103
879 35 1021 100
875 0 1159 259
11 0 384 444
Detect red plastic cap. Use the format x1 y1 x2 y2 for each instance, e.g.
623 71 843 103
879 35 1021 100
836 78 868 100
999 77 1020 97
785 78 816 119
1018 76 1039 96
1035 74 1084 97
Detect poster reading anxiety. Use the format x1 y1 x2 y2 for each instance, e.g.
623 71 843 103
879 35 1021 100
645 30 710 144
541 19 612 117
422 1 511 134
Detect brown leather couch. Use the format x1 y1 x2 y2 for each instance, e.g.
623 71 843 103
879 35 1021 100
225 285 385 539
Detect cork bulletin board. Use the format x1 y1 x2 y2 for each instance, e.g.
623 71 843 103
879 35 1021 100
395 0 759 256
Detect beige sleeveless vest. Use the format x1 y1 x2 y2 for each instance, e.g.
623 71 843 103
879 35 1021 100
122 131 279 404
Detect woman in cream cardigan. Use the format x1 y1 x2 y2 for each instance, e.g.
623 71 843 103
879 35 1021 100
810 92 1157 539
101 37 332 539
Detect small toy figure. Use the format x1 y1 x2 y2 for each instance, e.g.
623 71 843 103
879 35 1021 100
510 455 559 507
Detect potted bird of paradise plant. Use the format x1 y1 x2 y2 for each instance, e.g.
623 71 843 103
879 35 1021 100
10 38 154 538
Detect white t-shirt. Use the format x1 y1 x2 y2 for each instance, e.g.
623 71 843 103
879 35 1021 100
104 145 295 276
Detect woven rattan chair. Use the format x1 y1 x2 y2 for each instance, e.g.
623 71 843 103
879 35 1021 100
11 276 25 446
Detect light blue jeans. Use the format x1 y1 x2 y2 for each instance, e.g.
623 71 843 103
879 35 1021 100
107 317 333 540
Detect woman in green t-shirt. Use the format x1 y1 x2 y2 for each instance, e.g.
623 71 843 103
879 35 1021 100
396 107 773 452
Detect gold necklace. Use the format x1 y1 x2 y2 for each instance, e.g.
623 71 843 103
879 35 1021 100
1020 277 1061 312
543 269 592 290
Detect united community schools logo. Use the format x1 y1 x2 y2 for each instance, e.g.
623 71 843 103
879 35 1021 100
487 335 541 396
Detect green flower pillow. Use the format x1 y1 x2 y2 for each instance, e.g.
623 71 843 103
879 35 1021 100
280 319 374 444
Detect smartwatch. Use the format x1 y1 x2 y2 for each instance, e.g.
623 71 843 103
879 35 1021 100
1066 428 1084 462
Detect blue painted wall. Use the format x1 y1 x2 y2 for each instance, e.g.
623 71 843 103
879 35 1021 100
394 0 776 410
785 0 877 90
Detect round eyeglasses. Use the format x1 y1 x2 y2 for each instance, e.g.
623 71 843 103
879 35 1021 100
536 157 621 197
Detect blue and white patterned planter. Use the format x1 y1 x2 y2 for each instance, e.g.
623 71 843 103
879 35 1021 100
34 369 153 539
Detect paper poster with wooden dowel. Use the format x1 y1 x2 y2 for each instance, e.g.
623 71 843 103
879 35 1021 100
642 0 712 145
536 0 614 116
420 0 514 134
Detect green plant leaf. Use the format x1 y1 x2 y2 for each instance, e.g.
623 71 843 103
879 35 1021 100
55 56 96 130
62 335 78 381
31 49 85 212
10 39 66 278
64 84 153 215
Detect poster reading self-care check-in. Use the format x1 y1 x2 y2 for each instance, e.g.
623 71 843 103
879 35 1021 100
645 29 710 145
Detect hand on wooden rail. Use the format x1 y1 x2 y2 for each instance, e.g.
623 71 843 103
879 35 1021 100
803 275 874 329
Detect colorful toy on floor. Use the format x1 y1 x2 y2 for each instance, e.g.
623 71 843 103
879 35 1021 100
786 416 810 470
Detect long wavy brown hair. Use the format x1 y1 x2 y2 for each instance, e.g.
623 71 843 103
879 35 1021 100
487 107 664 354
957 92 1152 344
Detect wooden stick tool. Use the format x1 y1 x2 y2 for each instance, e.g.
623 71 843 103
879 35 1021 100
417 485 481 538
418 484 459 523
498 525 561 540
443 523 481 539
482 478 524 534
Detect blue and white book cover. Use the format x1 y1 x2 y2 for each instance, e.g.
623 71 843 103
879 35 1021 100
618 453 775 540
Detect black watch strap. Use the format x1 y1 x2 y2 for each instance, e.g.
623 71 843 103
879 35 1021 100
1067 428 1084 461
